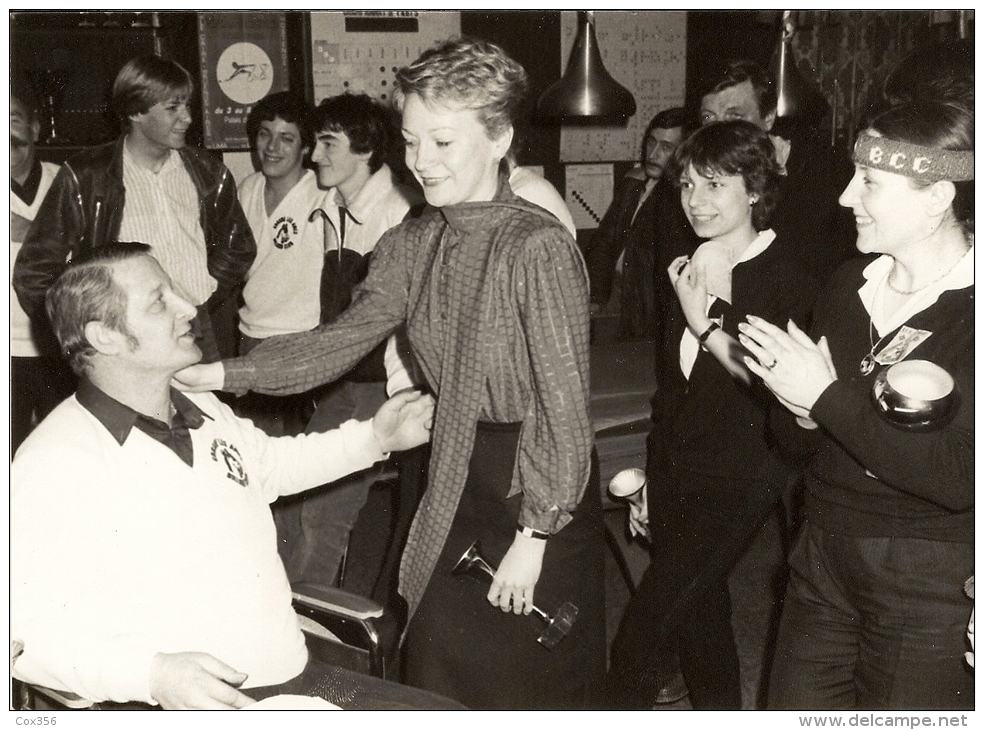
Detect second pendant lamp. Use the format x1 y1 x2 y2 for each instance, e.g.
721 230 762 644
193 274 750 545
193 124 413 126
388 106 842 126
536 11 637 123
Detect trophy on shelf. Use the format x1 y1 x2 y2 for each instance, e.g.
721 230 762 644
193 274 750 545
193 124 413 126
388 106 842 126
452 541 578 649
27 67 73 146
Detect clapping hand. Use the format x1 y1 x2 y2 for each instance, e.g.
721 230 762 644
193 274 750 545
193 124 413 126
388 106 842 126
738 315 837 420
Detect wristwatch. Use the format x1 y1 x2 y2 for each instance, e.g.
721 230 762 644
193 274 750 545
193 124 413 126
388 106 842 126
518 525 549 540
698 321 721 344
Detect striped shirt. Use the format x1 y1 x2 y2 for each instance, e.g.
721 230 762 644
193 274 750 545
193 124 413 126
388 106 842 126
119 145 216 305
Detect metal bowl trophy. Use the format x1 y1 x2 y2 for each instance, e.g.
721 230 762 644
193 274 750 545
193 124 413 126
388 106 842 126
452 542 578 649
872 359 959 431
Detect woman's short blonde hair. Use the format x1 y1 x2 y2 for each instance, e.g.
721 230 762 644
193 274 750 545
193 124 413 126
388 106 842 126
393 36 528 141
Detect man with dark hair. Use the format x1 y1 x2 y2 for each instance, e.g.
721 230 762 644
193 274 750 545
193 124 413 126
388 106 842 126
10 72 77 453
233 91 325 438
238 92 321 355
271 92 423 589
12 54 256 363
697 58 855 287
11 243 450 709
584 106 690 341
698 59 778 128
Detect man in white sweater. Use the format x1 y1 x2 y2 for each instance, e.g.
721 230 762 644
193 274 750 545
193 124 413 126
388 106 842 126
233 92 327 439
10 243 451 709
237 92 326 354
10 73 77 453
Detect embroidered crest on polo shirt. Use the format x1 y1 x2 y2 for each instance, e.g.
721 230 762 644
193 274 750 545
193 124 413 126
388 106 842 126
272 216 299 250
211 438 249 487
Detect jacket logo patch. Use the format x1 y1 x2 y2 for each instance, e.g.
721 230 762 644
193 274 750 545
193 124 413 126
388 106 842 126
210 439 249 487
272 216 299 250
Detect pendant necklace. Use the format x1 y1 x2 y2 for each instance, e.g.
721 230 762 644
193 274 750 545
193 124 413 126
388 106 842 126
860 272 893 376
861 252 966 375
861 320 885 376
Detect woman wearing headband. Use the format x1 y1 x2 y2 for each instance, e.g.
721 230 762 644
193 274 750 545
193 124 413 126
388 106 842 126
739 101 974 709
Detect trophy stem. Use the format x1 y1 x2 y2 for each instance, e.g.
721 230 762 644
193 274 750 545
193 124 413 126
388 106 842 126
451 541 579 649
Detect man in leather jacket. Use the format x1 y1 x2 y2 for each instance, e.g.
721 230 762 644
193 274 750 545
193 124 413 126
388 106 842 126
12 54 255 362
584 107 688 341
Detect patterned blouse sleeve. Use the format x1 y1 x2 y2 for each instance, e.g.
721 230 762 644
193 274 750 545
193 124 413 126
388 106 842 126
513 226 593 533
223 224 411 396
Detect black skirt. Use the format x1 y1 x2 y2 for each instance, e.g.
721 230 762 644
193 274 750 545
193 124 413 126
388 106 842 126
403 421 606 709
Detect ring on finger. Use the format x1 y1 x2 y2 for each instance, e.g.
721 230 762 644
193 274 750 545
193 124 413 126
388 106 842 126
766 358 778 370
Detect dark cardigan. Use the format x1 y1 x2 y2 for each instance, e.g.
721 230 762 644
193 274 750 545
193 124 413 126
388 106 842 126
775 257 974 543
649 231 817 483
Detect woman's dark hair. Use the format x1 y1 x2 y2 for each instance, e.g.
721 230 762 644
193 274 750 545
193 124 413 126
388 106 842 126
867 101 974 234
671 119 782 231
883 38 973 109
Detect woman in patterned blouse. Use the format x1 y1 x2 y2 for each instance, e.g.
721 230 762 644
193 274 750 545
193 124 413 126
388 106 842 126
176 37 606 709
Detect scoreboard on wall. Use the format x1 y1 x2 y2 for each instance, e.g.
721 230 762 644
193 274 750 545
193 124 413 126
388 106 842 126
308 11 461 107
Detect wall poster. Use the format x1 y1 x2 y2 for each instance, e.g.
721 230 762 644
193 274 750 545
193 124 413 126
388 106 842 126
198 12 289 150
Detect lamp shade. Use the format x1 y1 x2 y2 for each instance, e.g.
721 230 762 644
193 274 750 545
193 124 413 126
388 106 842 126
770 11 828 122
536 11 636 122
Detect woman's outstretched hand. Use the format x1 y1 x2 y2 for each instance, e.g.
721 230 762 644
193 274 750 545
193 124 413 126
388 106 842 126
738 315 837 419
488 532 546 616
172 361 226 393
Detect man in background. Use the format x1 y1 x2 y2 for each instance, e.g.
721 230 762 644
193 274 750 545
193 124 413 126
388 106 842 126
12 54 256 363
584 107 689 341
9 72 76 454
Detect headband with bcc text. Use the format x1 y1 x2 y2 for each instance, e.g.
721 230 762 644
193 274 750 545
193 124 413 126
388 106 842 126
853 133 974 182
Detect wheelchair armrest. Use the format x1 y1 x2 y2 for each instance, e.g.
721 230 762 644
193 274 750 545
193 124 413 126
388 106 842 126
13 678 95 710
291 583 386 679
292 583 384 622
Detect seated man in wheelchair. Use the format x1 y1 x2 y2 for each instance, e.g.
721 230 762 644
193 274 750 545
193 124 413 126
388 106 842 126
11 243 455 709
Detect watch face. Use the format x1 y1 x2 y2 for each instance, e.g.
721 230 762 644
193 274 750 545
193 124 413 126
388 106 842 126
216 42 274 105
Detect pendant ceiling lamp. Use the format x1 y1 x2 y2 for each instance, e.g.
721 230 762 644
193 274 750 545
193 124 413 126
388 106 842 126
770 11 828 122
536 11 636 123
